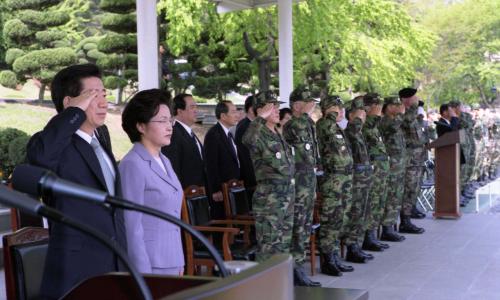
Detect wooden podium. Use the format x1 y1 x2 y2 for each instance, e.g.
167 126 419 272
428 129 465 218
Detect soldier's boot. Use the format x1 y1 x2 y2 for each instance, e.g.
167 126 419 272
410 205 426 219
371 229 390 249
362 230 384 252
320 252 342 276
345 244 366 264
380 225 406 242
293 265 322 287
399 215 425 234
358 247 374 260
332 252 354 272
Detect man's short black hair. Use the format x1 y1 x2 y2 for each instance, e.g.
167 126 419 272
215 100 233 120
244 95 254 113
439 103 449 115
122 89 172 143
279 107 292 121
50 64 102 113
172 93 193 116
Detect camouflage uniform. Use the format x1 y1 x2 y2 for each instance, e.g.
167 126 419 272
458 112 475 186
472 119 486 181
401 103 427 216
283 107 318 265
379 100 407 226
316 99 353 255
242 95 295 262
362 113 389 231
343 98 373 246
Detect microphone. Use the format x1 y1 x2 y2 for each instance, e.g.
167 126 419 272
12 164 107 203
12 164 230 277
0 184 152 300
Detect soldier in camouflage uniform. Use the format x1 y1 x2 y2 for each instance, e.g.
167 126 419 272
399 88 425 234
242 91 320 287
316 95 356 275
379 96 407 242
283 85 320 278
343 96 374 262
450 102 476 201
361 93 390 252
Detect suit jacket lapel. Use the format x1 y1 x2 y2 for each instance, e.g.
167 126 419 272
73 134 108 192
133 143 179 191
217 123 238 164
176 122 203 161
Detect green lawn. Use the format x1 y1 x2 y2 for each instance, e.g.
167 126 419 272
0 102 132 160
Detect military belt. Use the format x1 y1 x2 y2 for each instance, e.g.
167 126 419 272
257 178 295 186
353 164 373 173
324 165 353 175
370 155 388 161
406 143 424 149
295 165 315 172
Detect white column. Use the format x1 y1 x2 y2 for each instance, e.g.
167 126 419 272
136 0 159 90
278 0 293 107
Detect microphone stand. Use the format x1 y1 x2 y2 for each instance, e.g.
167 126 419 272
0 186 152 300
106 196 230 277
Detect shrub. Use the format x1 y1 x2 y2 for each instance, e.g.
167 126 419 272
0 70 18 88
0 128 29 179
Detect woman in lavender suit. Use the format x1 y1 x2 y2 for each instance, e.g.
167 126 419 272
119 89 184 275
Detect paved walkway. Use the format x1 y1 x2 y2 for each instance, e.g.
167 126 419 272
309 179 500 300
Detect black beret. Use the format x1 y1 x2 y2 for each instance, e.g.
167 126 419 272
398 88 417 98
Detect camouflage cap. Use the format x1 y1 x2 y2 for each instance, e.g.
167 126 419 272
350 96 365 110
363 93 383 106
384 96 402 105
448 100 462 108
289 85 319 103
319 95 343 111
253 90 284 108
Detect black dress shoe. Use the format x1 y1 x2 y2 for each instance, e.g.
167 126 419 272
380 225 405 242
346 244 366 263
332 253 354 272
411 206 426 219
320 253 342 276
377 241 390 249
399 216 425 234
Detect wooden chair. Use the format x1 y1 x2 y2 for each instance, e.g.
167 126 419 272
221 179 255 247
181 186 254 276
3 227 49 300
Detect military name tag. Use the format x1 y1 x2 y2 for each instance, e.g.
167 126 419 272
341 146 346 151
291 147 295 156
421 127 425 132
336 134 343 139
276 152 282 159
379 136 383 142
305 143 311 150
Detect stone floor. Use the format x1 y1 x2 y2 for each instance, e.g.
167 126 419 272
307 178 500 300
0 178 498 300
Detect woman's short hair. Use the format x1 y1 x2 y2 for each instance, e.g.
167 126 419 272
122 89 172 143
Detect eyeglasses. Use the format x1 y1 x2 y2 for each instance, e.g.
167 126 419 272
150 119 174 126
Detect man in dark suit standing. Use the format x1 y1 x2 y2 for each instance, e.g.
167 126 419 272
27 64 126 300
162 94 207 191
204 101 241 218
435 103 460 137
235 96 257 201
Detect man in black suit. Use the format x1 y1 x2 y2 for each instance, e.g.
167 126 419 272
235 96 257 199
27 64 126 299
162 94 207 191
204 101 241 218
435 103 460 137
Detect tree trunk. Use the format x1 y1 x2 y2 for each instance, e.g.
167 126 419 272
38 83 46 101
117 85 123 104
